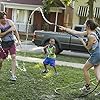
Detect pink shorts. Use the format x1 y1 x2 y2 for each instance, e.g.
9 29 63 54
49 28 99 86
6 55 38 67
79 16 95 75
0 44 16 59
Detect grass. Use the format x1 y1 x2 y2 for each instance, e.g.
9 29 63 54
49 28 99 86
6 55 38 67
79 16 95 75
0 58 100 100
17 51 87 64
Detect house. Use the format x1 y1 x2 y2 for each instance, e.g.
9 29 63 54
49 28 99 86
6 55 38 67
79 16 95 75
0 0 69 33
72 0 100 28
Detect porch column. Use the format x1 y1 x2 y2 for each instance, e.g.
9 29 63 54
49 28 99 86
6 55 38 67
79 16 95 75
0 2 5 11
54 11 58 32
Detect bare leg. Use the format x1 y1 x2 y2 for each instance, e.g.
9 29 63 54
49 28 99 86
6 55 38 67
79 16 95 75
80 60 94 91
0 59 3 70
83 60 93 85
94 64 100 81
53 66 57 73
42 63 48 73
44 64 47 71
11 54 16 77
94 64 100 96
53 66 58 75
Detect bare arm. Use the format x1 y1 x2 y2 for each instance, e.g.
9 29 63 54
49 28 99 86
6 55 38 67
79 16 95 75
43 45 48 54
0 27 15 37
79 35 96 50
8 20 21 43
59 26 87 36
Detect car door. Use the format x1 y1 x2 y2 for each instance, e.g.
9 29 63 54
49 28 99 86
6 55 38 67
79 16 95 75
69 34 88 53
55 32 71 50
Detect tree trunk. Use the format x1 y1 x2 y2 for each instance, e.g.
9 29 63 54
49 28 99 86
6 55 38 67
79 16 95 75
64 6 73 28
88 0 94 19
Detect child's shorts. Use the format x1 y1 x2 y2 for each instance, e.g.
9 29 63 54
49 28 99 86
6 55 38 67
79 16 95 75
43 57 55 67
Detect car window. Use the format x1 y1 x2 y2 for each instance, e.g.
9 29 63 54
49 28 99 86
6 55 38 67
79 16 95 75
74 27 82 31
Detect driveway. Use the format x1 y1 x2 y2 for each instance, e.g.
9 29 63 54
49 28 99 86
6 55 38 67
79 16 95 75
16 40 43 53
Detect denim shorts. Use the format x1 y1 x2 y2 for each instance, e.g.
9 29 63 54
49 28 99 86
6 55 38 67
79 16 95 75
43 57 55 67
88 47 100 66
0 44 16 59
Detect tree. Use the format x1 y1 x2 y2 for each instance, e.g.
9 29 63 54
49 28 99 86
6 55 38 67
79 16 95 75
42 0 65 31
87 0 96 19
61 0 96 19
42 0 54 14
42 0 96 17
42 0 65 14
42 0 96 27
42 0 73 12
63 0 74 6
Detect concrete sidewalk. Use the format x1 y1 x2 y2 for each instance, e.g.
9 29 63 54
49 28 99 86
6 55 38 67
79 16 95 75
16 41 87 69
16 56 84 69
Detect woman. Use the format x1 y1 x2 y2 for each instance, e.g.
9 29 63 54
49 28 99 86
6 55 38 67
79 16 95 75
0 11 21 81
59 19 100 92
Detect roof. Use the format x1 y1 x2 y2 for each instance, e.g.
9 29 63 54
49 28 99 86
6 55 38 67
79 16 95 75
0 0 65 7
1 0 42 5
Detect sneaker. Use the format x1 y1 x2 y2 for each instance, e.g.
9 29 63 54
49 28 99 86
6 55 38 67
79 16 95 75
95 92 100 96
9 69 12 74
10 76 17 81
80 85 90 93
54 72 59 76
42 70 48 73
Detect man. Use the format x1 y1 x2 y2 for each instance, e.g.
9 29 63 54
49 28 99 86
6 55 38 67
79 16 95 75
0 11 21 81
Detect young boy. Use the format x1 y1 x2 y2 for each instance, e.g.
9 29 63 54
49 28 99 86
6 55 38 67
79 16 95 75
42 38 58 75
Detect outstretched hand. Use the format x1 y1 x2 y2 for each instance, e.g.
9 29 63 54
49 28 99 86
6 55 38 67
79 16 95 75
18 40 22 48
59 26 66 31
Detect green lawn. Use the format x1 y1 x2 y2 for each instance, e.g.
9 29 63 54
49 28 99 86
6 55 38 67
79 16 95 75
0 57 100 100
17 51 87 64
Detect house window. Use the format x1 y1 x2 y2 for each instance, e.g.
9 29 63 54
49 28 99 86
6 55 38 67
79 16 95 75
77 6 89 17
16 10 33 25
16 10 26 23
94 7 100 19
28 10 33 25
95 18 100 25
94 7 100 25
